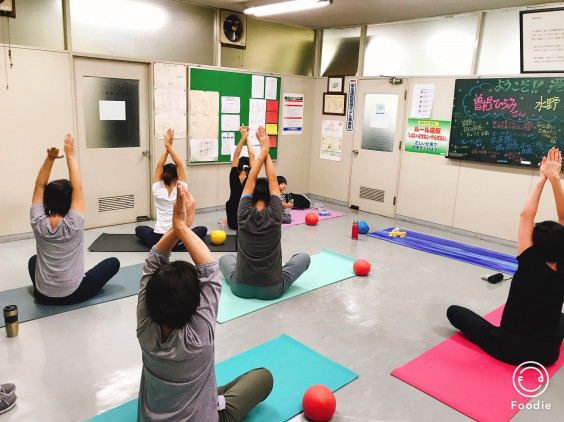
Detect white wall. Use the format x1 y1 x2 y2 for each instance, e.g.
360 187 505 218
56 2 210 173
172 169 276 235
0 48 75 237
396 77 563 242
308 77 355 203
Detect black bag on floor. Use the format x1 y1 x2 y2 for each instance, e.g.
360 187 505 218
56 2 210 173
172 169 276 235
288 193 311 210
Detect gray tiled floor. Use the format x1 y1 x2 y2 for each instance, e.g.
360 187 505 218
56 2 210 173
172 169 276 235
0 205 562 421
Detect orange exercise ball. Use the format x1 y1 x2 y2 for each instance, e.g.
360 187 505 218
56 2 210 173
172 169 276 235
305 212 319 226
302 385 336 422
353 259 371 276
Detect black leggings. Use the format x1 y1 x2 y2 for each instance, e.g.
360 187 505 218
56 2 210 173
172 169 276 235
135 226 207 251
29 255 120 305
447 305 564 366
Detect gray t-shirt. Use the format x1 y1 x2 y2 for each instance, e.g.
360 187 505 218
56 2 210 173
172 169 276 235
235 195 283 286
30 204 85 297
136 247 223 422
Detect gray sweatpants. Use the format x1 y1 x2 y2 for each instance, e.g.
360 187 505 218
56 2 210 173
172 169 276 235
219 253 311 300
218 368 273 422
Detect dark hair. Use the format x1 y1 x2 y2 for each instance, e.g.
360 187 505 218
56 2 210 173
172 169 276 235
145 260 200 329
162 163 178 186
43 179 72 216
238 157 251 175
532 221 564 262
277 176 287 185
252 177 270 206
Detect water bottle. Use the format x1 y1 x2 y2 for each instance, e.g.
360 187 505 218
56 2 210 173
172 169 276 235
352 220 359 240
4 305 18 337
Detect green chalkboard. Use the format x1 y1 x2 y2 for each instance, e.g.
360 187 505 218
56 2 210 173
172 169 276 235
449 77 564 167
189 67 280 164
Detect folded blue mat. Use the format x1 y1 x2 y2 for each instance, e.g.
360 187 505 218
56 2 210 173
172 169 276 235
0 264 143 327
367 228 517 274
86 334 358 422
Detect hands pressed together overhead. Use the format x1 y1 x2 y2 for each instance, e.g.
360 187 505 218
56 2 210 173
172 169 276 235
540 147 562 181
172 182 195 232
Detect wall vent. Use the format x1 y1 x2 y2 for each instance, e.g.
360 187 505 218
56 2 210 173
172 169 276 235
98 195 134 212
360 186 384 202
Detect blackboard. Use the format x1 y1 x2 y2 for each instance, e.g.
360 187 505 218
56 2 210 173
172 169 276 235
189 67 280 164
448 77 564 167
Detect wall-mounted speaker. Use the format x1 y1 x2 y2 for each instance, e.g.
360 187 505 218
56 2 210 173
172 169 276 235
0 0 16 18
219 10 246 49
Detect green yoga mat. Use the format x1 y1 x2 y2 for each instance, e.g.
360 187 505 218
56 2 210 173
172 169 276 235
86 334 358 422
0 264 143 328
217 249 356 323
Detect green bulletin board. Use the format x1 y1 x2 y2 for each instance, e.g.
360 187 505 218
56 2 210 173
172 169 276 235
448 77 564 167
188 67 281 163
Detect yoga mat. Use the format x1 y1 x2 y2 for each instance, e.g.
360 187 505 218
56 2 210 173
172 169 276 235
88 233 237 252
282 209 346 227
368 228 518 274
217 249 355 323
391 306 564 422
0 264 143 327
86 334 358 422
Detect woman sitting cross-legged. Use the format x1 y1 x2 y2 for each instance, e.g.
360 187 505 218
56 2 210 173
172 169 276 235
447 147 564 366
136 128 207 250
137 182 273 421
29 133 120 305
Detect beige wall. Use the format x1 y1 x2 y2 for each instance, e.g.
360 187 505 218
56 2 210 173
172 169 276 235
308 77 355 203
0 48 75 237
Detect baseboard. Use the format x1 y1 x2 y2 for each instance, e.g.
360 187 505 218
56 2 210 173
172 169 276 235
195 205 226 214
0 232 35 243
395 215 517 248
306 194 348 208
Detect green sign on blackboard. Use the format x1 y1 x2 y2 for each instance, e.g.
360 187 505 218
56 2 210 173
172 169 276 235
449 77 564 167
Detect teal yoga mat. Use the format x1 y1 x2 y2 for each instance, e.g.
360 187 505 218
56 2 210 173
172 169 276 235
217 249 356 323
86 334 358 422
0 264 143 327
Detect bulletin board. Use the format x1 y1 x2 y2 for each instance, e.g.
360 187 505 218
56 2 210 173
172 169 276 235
448 77 564 167
188 67 281 164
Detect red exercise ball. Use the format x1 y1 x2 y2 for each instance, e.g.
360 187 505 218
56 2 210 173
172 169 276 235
353 259 371 276
302 385 336 422
305 212 319 226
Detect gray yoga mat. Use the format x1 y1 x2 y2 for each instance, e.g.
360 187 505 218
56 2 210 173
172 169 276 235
88 233 237 252
0 263 143 328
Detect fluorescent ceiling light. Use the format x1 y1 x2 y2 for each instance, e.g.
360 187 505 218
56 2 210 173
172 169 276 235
244 0 331 17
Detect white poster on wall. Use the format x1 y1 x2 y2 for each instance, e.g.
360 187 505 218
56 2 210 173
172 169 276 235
521 9 564 72
99 101 126 120
410 84 435 119
282 93 304 135
320 120 343 161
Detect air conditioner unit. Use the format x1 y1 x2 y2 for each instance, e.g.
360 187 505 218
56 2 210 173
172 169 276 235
219 10 246 49
0 0 16 18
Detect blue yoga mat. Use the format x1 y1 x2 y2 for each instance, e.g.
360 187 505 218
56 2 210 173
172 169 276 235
217 249 356 323
0 264 143 327
86 334 358 422
368 228 517 274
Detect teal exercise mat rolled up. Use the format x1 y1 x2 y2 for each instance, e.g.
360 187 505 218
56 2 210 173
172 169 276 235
0 264 143 327
86 334 358 422
88 233 237 252
217 248 356 323
368 228 517 274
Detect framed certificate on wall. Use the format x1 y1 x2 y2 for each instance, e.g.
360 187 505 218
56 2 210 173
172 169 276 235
323 93 347 116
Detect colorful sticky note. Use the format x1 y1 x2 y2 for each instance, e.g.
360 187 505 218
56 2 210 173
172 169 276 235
266 124 278 135
266 111 278 124
266 100 279 112
269 136 277 147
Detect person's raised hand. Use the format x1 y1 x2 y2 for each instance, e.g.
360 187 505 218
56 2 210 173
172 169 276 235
46 147 64 160
239 125 249 139
63 133 75 158
542 147 562 181
173 182 188 232
256 126 270 152
164 128 174 149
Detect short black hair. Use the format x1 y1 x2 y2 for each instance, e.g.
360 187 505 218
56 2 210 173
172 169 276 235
145 260 200 329
162 163 178 186
277 176 287 185
44 179 72 216
238 157 251 175
533 221 564 262
252 177 270 206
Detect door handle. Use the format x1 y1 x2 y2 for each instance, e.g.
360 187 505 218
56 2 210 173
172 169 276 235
352 150 359 155
142 150 151 157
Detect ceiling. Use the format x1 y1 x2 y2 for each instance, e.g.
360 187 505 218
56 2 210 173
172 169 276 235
184 0 564 29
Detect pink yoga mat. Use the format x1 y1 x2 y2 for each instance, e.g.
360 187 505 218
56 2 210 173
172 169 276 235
282 209 345 227
392 306 564 422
